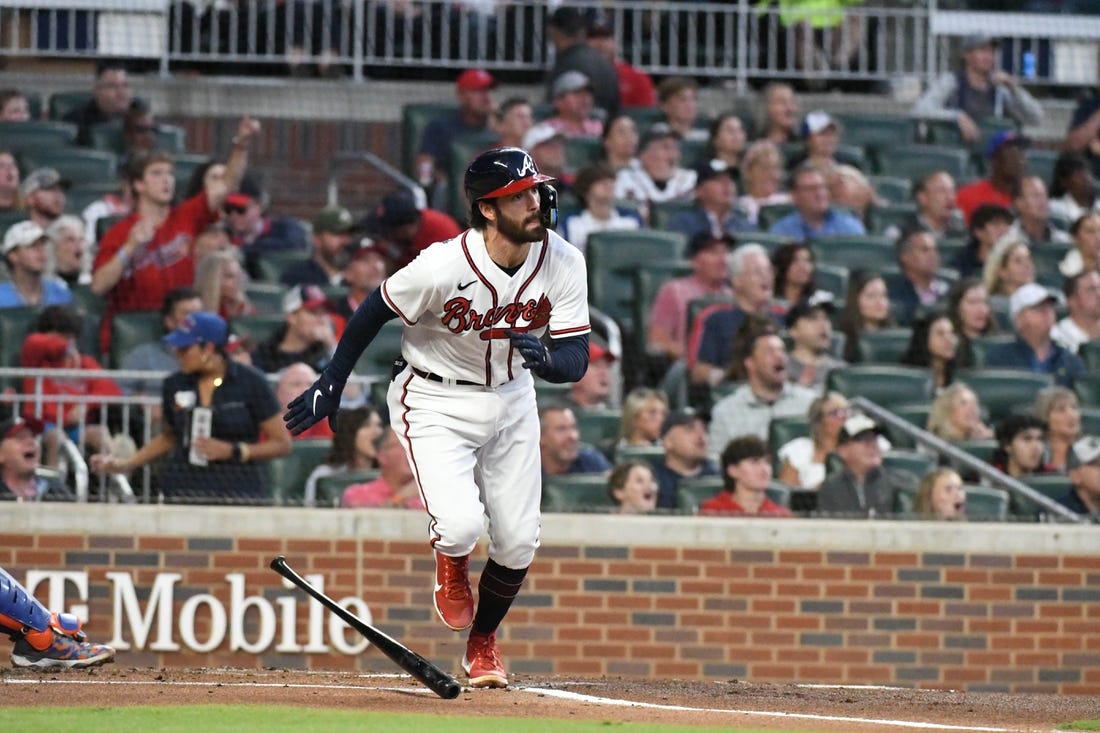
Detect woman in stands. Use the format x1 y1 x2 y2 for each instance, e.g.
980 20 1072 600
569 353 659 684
839 270 893 363
194 249 254 321
600 114 639 173
756 82 799 145
771 242 816 311
303 405 384 505
900 310 958 391
1033 386 1081 474
0 149 21 212
913 467 966 520
991 414 1054 479
616 388 669 455
946 277 998 368
705 112 748 174
1048 152 1099 226
560 163 642 255
607 460 658 515
736 140 791 227
926 383 993 442
777 391 850 490
1059 212 1100 278
983 233 1035 300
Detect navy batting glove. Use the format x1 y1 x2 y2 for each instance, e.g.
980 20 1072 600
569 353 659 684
506 330 552 373
284 373 344 435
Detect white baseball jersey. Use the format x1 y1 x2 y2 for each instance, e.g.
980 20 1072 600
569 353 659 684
380 227 590 386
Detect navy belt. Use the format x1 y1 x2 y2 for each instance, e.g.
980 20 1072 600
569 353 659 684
410 366 481 387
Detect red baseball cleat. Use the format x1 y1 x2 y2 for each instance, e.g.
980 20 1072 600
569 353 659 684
462 631 507 688
433 551 473 631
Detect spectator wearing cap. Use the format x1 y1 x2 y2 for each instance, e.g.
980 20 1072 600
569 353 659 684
768 163 865 241
983 283 1085 387
250 285 338 375
546 6 619 121
1005 175 1071 248
1051 270 1100 355
647 232 733 363
786 111 863 174
708 316 817 451
361 187 461 271
657 76 707 143
955 132 1028 225
894 170 967 242
523 124 572 193
492 97 534 150
414 68 497 191
0 221 72 309
21 168 68 230
91 311 292 502
543 71 603 140
700 435 792 517
279 205 355 287
912 33 1043 144
1059 436 1100 518
329 238 388 321
613 123 696 220
817 415 917 517
953 203 1013 279
539 402 612 483
62 61 141 147
891 226 950 325
223 173 307 278
566 342 616 412
689 243 777 387
0 416 72 502
653 408 719 510
92 118 259 354
560 163 641 254
786 291 844 391
668 158 756 242
585 24 655 109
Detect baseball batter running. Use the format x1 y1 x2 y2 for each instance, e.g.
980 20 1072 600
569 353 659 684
284 147 591 688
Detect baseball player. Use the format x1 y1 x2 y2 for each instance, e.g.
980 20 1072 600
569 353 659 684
285 147 591 688
0 565 115 668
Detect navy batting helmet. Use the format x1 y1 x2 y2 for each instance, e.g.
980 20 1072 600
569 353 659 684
464 147 555 204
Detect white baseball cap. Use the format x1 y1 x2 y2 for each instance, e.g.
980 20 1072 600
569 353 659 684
1009 283 1060 320
522 123 564 151
802 110 837 137
2 220 47 254
1068 435 1100 469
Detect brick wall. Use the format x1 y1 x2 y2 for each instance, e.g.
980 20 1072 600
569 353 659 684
2 505 1097 694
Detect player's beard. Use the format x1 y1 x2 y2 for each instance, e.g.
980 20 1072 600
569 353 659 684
494 208 545 244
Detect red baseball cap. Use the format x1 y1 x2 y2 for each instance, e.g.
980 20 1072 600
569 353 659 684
0 416 43 440
456 69 497 92
589 343 616 362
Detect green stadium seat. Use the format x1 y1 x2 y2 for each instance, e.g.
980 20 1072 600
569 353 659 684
613 444 665 469
95 214 126 244
1074 374 1100 408
937 237 966 265
814 263 849 300
0 306 40 368
811 235 896 272
737 231 797 255
676 475 724 514
964 485 1009 521
230 313 285 344
1031 243 1071 279
254 251 309 283
882 450 936 480
825 365 933 408
877 145 972 181
883 403 931 450
893 485 916 516
648 201 696 230
855 327 912 365
964 334 1017 369
48 92 93 121
171 153 213 196
632 260 693 356
88 121 183 155
768 415 810 452
446 130 499 221
623 107 663 131
110 310 162 368
0 121 78 153
21 148 117 186
69 284 105 318
1080 406 1100 435
953 438 999 466
586 228 685 330
836 114 918 156
0 211 27 238
24 93 42 121
267 440 333 504
867 175 913 204
564 137 604 170
1011 474 1073 519
957 369 1054 422
542 474 615 512
64 181 118 216
866 203 916 236
575 409 622 448
243 283 287 315
757 203 796 231
401 102 458 177
1026 149 1060 188
765 480 792 509
314 469 380 508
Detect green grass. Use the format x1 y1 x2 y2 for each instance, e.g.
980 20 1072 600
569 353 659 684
2 705 812 733
1059 722 1100 731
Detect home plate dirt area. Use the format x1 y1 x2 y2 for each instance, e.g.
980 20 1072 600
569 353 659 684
2 667 1096 732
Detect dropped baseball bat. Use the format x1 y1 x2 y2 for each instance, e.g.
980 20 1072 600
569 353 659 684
269 555 461 700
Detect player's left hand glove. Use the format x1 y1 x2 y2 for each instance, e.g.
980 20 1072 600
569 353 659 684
284 372 344 435
506 330 552 374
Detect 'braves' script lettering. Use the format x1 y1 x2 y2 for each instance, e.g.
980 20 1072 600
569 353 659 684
442 296 552 339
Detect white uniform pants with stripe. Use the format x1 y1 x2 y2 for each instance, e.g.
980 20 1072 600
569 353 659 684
387 367 541 569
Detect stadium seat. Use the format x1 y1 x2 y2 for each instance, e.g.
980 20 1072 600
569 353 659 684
0 306 39 368
836 114 918 158
951 438 999 468
737 231 797 255
243 283 287 315
964 334 1017 369
400 102 458 177
866 203 916 236
69 284 105 318
632 260 693 357
765 480 792 509
21 148 117 187
757 203 796 231
542 474 615 513
813 263 849 300
855 327 912 365
575 409 622 448
883 403 931 450
937 237 966 266
1021 474 1073 503
254 251 309 283
563 137 603 170
89 121 187 156
586 228 685 331
95 214 127 243
623 107 663 132
648 201 696 230
314 469 380 508
171 153 213 196
768 415 810 452
447 130 500 221
0 121 78 153
1080 406 1100 435
957 369 1054 422
230 313 285 344
867 175 913 204
1031 243 1071 279
1074 374 1100 408
882 450 936 480
811 235 896 272
267 440 332 504
110 310 162 368
352 320 404 377
825 365 933 408
614 444 665 469
964 485 1009 521
676 475 724 513
65 181 118 217
893 486 916 516
48 91 93 121
1026 149 1060 188
877 145 972 181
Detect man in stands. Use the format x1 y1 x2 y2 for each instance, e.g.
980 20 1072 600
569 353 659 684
953 203 1013 278
613 123 696 218
539 403 612 483
891 226 949 324
1059 435 1100 518
0 417 72 502
414 68 496 194
251 285 336 375
119 287 202 398
1051 270 1100 355
63 60 138 146
653 408 718 510
543 72 602 139
91 117 258 353
21 168 68 230
523 124 572 193
668 159 755 242
700 435 792 517
279 205 354 287
900 170 966 241
984 283 1085 387
0 221 73 309
817 415 916 517
492 97 534 150
956 132 1027 224
328 238 387 321
223 173 307 278
545 6 619 121
360 188 461 271
768 163 865 240
1006 175 1070 248
785 291 844 390
657 76 707 142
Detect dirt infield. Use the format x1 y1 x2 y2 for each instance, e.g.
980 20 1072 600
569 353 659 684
2 666 1094 732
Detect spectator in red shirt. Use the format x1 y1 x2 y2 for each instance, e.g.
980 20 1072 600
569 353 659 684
700 434 792 517
956 131 1027 224
342 428 424 509
362 188 461 269
91 117 259 353
585 24 655 109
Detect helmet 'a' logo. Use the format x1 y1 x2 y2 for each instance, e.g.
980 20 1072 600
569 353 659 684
517 154 537 178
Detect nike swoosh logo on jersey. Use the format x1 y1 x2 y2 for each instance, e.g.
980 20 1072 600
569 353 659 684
312 389 322 414
457 280 477 291
435 582 444 592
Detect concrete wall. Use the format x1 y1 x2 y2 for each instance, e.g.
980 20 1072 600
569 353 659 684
3 504 1097 694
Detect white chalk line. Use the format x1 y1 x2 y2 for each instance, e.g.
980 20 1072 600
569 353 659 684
2 677 1018 732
